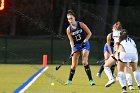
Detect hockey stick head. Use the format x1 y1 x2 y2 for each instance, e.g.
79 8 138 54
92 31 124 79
55 60 66 71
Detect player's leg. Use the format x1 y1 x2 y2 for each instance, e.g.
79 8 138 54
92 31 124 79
82 49 95 86
104 56 116 87
97 43 110 78
110 45 116 75
97 61 105 77
124 65 134 90
117 61 127 93
130 62 140 91
65 52 80 85
130 53 140 91
110 64 116 75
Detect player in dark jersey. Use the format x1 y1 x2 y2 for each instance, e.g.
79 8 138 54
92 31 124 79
65 10 95 86
96 22 122 78
96 32 116 78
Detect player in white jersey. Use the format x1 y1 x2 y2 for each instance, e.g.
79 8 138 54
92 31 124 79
116 29 140 93
103 23 135 90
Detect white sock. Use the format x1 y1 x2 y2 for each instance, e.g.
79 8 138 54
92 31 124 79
126 73 133 86
118 71 126 87
104 67 114 81
133 70 140 86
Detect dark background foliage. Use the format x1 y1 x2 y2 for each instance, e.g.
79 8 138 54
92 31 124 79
0 0 140 37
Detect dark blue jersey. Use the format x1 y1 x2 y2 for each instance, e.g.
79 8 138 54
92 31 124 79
110 32 114 47
69 21 86 44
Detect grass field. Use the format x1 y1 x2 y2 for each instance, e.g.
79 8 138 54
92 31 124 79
0 64 140 93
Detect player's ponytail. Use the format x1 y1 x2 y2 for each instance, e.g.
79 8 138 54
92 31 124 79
119 29 128 42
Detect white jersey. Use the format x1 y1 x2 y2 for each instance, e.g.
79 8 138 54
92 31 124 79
119 37 138 63
120 37 137 53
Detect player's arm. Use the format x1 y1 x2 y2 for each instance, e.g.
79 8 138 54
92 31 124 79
79 22 92 43
66 27 74 52
107 33 112 55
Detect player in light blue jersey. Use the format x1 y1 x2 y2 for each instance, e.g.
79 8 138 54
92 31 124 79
65 10 95 86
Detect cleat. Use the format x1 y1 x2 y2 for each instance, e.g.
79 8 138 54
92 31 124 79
96 73 101 78
122 89 127 93
105 79 115 87
89 80 95 86
128 85 134 90
65 80 72 85
122 86 127 93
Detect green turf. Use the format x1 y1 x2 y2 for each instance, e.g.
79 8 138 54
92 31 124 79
0 64 41 93
0 64 140 93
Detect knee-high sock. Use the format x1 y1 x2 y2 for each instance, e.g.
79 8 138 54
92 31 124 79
133 70 140 86
118 71 126 87
68 69 75 81
110 64 115 75
104 67 114 81
98 62 105 74
125 73 133 86
84 64 93 81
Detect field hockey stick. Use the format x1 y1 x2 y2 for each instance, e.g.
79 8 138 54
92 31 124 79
96 59 105 65
55 42 85 71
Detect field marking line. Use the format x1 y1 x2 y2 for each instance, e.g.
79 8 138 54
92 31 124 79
13 66 48 93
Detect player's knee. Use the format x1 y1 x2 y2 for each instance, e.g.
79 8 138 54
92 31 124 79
82 60 88 65
71 65 77 69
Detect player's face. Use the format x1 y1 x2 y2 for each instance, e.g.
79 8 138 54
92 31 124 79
67 15 75 25
112 24 117 32
113 31 120 43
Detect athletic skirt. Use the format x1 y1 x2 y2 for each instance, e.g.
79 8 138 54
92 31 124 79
104 43 114 54
74 41 90 52
118 52 138 63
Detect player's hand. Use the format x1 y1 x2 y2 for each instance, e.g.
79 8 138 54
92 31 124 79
70 50 74 57
81 41 86 48
110 54 114 57
83 39 88 44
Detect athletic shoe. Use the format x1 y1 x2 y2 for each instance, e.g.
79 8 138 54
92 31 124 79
89 80 95 86
65 80 72 85
128 85 134 90
122 86 127 93
105 79 115 87
122 89 127 93
96 73 101 78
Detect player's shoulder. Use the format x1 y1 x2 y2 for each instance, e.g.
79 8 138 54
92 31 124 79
79 21 86 28
79 21 84 25
66 26 70 30
66 26 71 33
107 33 112 38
